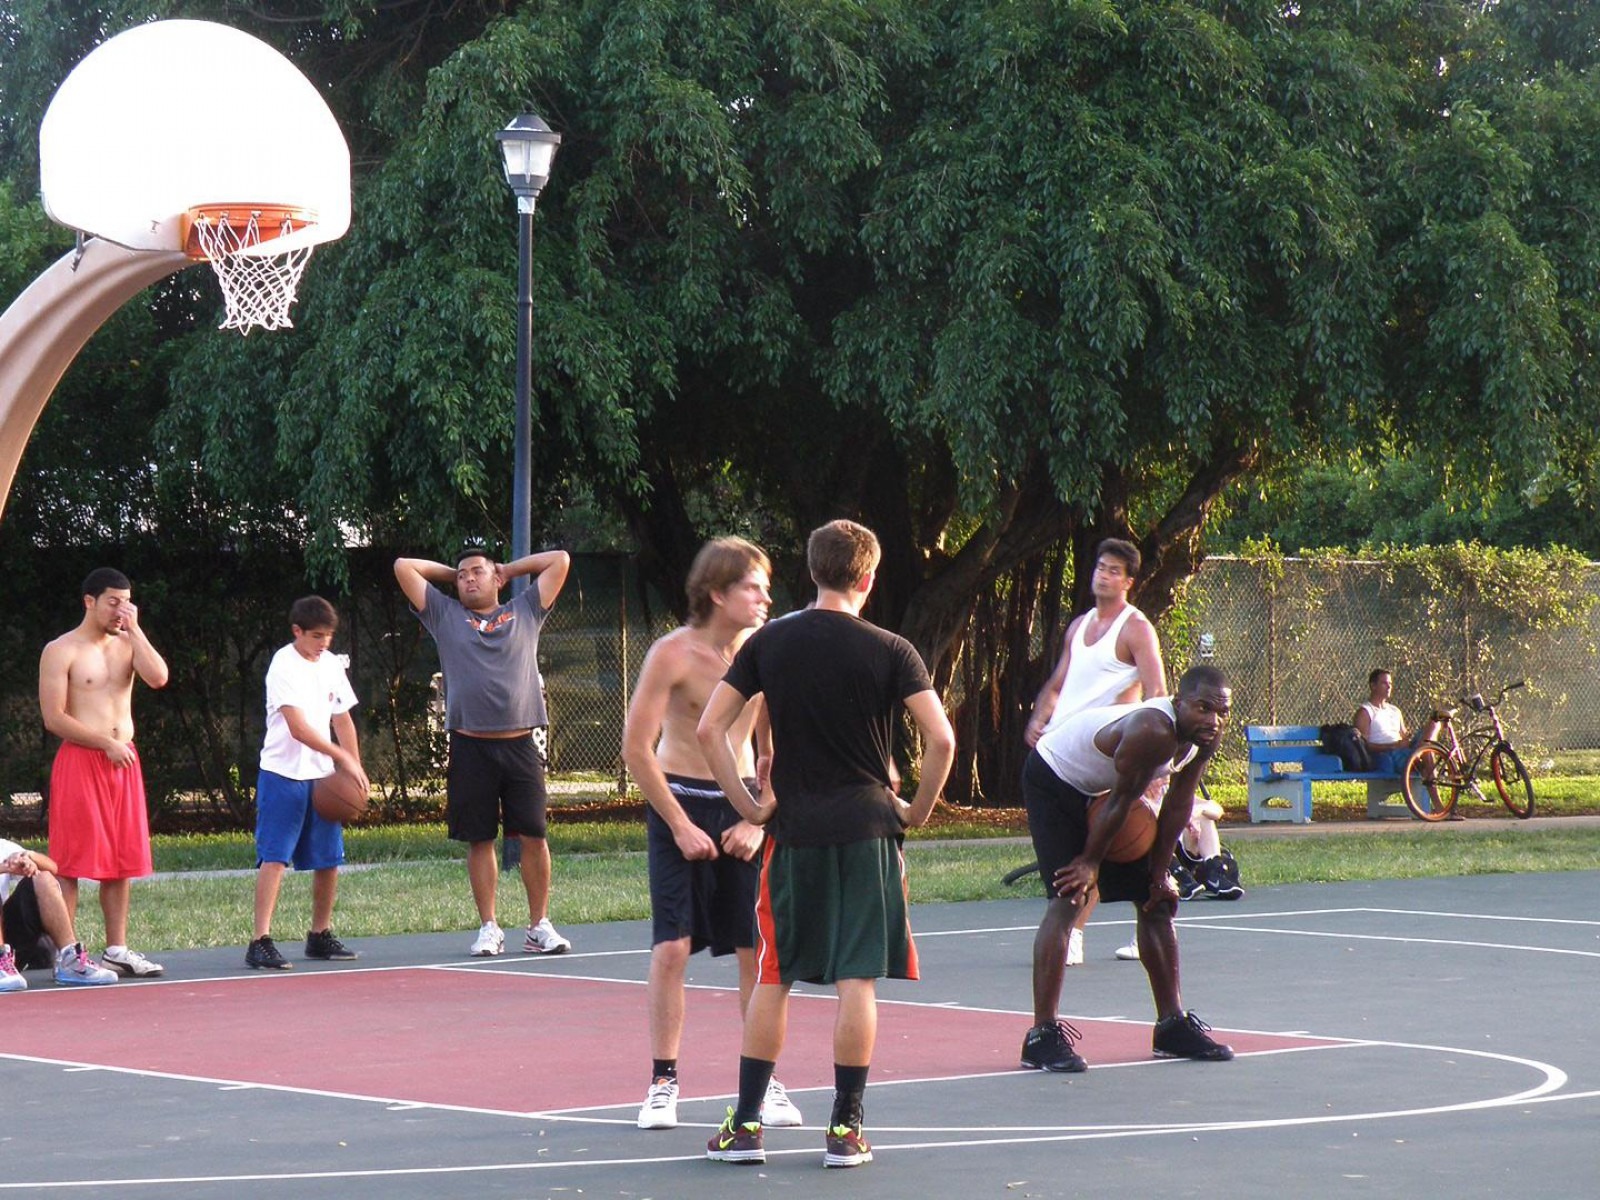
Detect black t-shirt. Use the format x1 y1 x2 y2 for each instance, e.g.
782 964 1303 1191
722 608 934 847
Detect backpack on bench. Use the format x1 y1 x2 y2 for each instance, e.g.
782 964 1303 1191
1318 723 1373 772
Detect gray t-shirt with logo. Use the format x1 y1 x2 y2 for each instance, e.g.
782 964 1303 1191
416 586 550 731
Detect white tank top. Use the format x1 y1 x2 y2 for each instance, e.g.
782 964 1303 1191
1040 604 1143 736
1036 696 1195 796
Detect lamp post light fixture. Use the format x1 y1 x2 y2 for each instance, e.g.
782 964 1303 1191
496 112 561 594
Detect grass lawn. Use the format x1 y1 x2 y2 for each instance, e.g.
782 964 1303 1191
24 799 1597 952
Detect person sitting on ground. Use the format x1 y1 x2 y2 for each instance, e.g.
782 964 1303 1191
0 839 118 990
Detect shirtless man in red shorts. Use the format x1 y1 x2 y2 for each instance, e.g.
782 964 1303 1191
39 567 170 978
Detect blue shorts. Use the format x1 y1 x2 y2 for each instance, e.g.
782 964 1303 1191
255 769 345 871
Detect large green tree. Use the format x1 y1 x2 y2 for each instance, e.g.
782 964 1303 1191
7 2 1600 803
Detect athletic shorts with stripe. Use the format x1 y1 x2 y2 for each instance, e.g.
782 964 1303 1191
753 834 919 986
1021 748 1158 905
646 775 760 955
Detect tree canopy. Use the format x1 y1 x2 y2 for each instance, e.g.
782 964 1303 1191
6 1 1600 801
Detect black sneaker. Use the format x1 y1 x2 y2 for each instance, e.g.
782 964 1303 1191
1170 858 1203 900
245 936 292 970
1198 852 1244 900
1020 1020 1088 1072
305 929 358 960
1153 1011 1234 1061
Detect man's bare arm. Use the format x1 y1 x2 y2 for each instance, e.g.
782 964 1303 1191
696 682 773 825
900 690 955 828
1024 617 1082 747
623 639 719 860
497 550 570 611
1053 713 1168 900
393 558 453 611
1124 614 1167 700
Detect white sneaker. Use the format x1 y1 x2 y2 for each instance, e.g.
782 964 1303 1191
522 918 571 954
761 1077 804 1127
637 1076 679 1129
101 946 164 978
54 942 117 986
1114 938 1140 961
0 944 26 993
470 921 505 957
1066 927 1085 967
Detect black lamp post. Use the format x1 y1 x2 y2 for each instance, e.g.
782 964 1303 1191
496 112 561 594
495 114 559 872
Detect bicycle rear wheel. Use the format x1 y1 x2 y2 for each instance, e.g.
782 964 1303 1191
1490 745 1535 818
1403 742 1462 821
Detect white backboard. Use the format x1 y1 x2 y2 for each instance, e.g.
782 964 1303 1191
40 20 350 255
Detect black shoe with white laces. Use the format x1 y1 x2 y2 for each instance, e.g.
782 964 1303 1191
1153 1011 1234 1061
1170 858 1203 900
1020 1020 1088 1072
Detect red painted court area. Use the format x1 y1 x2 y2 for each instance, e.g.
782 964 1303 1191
3 967 1324 1113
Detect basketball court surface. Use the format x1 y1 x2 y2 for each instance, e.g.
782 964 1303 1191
4 870 1596 1198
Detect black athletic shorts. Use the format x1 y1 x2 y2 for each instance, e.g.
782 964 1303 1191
1021 749 1157 905
1 877 50 968
446 732 549 843
646 776 760 955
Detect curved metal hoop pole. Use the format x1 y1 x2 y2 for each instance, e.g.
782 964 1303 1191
0 237 191 519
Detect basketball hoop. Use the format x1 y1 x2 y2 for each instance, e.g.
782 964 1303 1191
182 204 318 334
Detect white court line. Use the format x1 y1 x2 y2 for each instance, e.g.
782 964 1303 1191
1186 924 1600 959
0 1042 1584 1190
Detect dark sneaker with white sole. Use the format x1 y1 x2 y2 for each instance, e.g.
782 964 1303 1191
1153 1011 1234 1061
1020 1019 1088 1072
245 936 292 971
824 1123 873 1168
706 1108 764 1163
305 929 358 960
1197 851 1244 900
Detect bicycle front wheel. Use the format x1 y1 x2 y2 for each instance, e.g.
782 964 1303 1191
1403 742 1462 821
1490 745 1535 819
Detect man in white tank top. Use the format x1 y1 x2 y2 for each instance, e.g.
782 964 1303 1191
1024 541 1163 965
1353 668 1414 773
1019 666 1236 1071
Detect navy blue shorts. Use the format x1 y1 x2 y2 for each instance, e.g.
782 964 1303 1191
647 777 760 955
1021 749 1157 905
446 732 549 843
255 769 345 871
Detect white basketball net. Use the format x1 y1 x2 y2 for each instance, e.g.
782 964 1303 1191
190 209 314 334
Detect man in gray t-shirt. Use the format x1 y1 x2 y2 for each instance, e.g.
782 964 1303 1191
395 544 571 958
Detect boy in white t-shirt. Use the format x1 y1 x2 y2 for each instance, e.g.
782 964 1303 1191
246 597 368 970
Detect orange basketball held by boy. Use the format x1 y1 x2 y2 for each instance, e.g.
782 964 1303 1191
312 764 368 825
1087 791 1159 863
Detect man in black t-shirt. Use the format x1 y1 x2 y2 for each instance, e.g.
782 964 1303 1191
697 520 955 1170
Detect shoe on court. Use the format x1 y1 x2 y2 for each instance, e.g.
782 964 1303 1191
1020 1020 1088 1072
637 1076 679 1130
0 944 26 993
1153 1011 1235 1061
470 921 505 957
1066 926 1085 966
53 942 116 986
102 946 164 978
706 1107 764 1163
761 1077 803 1127
305 928 358 961
523 918 571 954
245 936 292 970
1114 938 1141 961
824 1123 873 1168
1198 852 1244 901
1170 858 1203 900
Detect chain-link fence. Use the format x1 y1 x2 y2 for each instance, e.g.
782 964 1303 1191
6 550 1596 828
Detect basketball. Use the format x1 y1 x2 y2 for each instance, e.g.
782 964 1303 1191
1088 793 1158 863
312 766 368 824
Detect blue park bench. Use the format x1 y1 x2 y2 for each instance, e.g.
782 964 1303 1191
1245 725 1411 823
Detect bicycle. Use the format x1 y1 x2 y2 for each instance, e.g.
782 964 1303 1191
1401 680 1534 821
